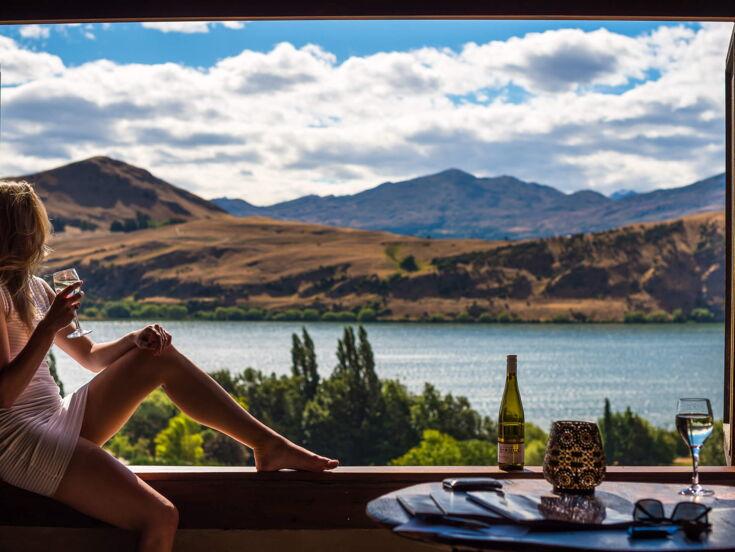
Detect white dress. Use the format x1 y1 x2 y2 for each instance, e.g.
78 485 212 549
0 276 88 497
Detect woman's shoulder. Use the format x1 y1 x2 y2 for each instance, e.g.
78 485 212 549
29 276 53 307
0 282 9 316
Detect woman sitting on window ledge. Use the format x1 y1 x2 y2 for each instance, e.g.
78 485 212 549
0 181 339 552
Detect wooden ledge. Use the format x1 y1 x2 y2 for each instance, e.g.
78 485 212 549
130 464 735 480
2 466 734 530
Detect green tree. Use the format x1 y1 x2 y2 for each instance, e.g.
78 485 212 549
47 351 64 397
602 398 616 459
524 422 548 465
624 311 646 323
135 211 151 230
391 430 497 466
235 368 305 442
645 310 671 323
671 309 687 323
102 301 132 319
209 369 241 396
303 326 387 464
301 308 320 321
214 306 247 320
106 434 155 464
690 308 715 323
154 414 205 465
525 440 547 465
357 307 377 322
411 383 495 442
599 401 678 465
376 379 420 462
202 429 248 466
162 304 188 320
120 389 178 448
699 421 725 466
399 255 419 272
291 328 319 401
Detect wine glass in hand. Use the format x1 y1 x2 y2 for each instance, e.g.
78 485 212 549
676 398 714 497
52 268 92 338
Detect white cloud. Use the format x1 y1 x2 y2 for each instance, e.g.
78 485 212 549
1 23 732 203
19 25 50 39
0 35 64 85
220 21 247 30
141 21 246 34
141 22 211 34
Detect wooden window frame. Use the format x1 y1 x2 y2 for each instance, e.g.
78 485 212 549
726 25 735 465
1 466 734 530
2 2 735 24
1 3 734 466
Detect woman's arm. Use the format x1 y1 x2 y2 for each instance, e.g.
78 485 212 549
0 283 81 408
39 279 137 372
39 280 172 372
56 331 138 373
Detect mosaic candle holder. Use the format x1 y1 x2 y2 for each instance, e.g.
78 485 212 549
543 420 606 494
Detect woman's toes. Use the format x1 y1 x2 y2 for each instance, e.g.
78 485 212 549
254 437 339 472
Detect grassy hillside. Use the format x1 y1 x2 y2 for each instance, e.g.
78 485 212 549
47 211 724 322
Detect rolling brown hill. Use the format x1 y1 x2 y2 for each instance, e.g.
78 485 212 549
47 211 724 322
5 156 224 231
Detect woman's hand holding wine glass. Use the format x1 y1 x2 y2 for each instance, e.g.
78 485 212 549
133 324 173 355
51 268 92 338
39 281 84 335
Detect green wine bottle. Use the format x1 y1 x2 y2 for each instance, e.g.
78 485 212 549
498 354 525 471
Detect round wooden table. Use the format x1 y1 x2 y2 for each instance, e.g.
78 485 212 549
366 479 735 551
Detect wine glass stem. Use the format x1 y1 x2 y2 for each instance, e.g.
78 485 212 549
691 446 701 489
73 311 83 333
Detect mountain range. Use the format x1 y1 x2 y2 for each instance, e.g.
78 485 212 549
5 156 224 231
3 157 724 241
214 169 725 240
0 156 723 321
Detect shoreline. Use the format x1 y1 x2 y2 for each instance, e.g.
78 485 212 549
80 317 723 326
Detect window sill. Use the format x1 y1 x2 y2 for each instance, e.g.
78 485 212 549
2 466 734 530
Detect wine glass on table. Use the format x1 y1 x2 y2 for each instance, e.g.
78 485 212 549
676 398 714 497
52 268 92 338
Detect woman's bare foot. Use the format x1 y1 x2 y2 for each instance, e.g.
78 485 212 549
254 437 339 472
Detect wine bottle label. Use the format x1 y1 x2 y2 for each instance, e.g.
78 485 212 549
498 442 524 464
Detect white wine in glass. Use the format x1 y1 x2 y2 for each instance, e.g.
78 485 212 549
52 268 92 338
676 398 714 497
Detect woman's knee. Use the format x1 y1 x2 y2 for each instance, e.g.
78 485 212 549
126 346 174 376
122 346 186 389
140 498 179 534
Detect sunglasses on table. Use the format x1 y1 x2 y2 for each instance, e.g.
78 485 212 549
630 499 711 540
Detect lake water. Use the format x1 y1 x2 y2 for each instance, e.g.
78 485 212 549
53 321 724 430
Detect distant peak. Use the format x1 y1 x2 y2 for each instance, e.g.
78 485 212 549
80 155 124 165
435 168 475 179
609 189 638 201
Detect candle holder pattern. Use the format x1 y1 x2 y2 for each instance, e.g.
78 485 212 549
543 420 606 494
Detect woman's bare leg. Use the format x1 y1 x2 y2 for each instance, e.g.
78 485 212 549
53 437 178 552
80 346 338 471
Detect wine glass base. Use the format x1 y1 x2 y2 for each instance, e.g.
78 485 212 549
679 487 715 497
66 329 92 339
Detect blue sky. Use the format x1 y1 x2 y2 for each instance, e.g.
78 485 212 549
3 20 695 67
0 21 731 204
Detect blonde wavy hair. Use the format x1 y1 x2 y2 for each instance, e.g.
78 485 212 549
0 181 52 328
